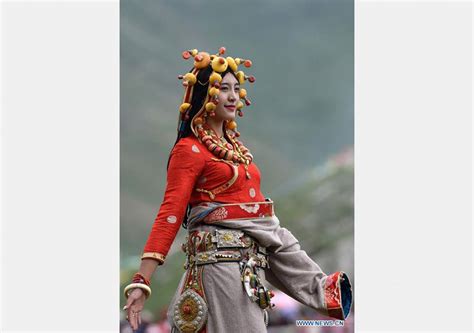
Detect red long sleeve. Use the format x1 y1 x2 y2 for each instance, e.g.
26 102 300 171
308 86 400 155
142 137 205 260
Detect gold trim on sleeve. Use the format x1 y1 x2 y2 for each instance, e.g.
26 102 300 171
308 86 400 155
141 252 166 265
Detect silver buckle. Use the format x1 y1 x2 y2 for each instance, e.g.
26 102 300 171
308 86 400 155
195 250 218 265
214 229 246 248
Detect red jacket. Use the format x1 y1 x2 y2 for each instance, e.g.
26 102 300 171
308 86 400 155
143 135 266 262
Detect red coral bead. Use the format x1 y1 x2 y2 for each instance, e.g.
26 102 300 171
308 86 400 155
248 75 256 83
183 305 191 314
182 51 191 59
218 47 226 55
244 60 252 68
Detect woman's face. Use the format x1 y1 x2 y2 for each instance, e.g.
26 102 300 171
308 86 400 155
213 72 239 122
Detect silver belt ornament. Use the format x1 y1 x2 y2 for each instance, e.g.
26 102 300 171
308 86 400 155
175 228 274 332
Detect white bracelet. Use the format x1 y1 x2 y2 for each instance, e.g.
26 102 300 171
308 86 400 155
124 283 152 299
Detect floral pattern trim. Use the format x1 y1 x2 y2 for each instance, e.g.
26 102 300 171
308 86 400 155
324 271 352 320
202 202 274 223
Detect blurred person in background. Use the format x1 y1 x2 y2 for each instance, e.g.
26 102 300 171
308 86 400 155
122 47 353 332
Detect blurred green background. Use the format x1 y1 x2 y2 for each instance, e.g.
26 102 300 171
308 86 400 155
121 0 353 330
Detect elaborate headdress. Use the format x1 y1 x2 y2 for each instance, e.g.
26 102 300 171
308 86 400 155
176 47 255 140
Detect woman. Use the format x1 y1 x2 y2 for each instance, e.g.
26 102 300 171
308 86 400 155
123 47 353 333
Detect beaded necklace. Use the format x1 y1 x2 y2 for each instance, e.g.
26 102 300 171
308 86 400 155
196 124 253 179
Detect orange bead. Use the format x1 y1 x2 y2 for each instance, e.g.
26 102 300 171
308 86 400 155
193 117 203 125
226 120 237 130
194 52 211 69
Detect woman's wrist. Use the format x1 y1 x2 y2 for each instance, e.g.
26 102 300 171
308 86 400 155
124 271 153 299
132 272 151 286
124 282 152 299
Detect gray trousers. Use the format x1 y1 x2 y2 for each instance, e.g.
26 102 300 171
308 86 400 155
168 214 352 332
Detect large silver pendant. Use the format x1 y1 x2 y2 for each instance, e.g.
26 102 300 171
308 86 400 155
173 289 208 333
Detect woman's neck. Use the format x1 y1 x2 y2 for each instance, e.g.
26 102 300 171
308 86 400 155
205 118 224 138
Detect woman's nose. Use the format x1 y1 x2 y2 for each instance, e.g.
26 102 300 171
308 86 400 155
228 91 237 102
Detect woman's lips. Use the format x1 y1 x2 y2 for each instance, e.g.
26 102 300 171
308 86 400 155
225 105 236 111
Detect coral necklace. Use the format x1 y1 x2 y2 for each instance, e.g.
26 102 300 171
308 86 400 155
196 123 253 179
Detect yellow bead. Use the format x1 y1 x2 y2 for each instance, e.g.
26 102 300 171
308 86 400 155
190 49 198 56
209 72 222 85
236 101 244 110
235 58 241 65
179 103 191 113
184 73 196 85
205 102 216 112
211 56 228 72
226 57 238 72
209 87 219 97
239 88 247 98
236 71 245 85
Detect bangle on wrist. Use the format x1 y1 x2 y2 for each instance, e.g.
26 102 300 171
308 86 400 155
132 272 151 286
124 283 152 299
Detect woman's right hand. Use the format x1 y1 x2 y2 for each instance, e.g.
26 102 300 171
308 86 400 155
123 288 146 331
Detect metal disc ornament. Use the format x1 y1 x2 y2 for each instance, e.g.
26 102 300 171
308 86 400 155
173 289 208 333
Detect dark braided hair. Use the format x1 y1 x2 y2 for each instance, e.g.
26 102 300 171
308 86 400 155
166 64 237 229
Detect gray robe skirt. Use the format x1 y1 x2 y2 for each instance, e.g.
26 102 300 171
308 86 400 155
167 203 353 333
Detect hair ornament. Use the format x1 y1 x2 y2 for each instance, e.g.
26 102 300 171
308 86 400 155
177 47 256 138
177 73 197 87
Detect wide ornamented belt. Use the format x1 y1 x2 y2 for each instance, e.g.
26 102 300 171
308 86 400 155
181 229 269 269
202 200 274 223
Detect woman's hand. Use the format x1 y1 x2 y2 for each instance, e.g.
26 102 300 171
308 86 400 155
123 288 146 331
